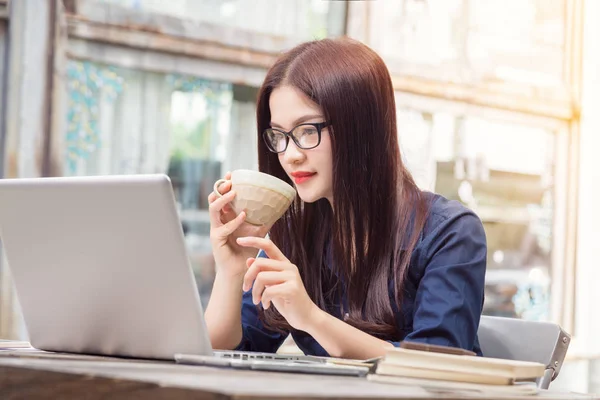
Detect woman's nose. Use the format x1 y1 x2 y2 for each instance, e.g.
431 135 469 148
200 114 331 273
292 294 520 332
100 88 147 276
282 139 305 164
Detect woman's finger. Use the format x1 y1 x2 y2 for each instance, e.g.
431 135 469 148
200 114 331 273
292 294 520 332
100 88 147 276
261 282 292 310
236 237 288 261
219 206 238 225
209 180 232 204
208 190 236 227
217 210 246 237
251 271 289 305
243 257 291 291
208 191 217 204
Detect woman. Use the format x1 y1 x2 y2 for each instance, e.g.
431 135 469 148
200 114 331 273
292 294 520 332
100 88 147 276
204 37 486 360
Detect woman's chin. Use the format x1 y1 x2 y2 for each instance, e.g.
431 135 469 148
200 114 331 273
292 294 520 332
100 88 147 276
297 191 321 204
297 191 329 205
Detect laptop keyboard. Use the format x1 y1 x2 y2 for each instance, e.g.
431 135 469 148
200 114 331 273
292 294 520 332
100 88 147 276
214 350 319 363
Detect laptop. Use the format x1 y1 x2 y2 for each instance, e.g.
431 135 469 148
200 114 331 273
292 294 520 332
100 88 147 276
0 174 369 376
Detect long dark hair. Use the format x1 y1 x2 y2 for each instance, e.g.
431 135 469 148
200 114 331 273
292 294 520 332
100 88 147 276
256 37 429 339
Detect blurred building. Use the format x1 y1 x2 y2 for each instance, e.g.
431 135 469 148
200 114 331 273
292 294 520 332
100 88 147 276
0 0 599 392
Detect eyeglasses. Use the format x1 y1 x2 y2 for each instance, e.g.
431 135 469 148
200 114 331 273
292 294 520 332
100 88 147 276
263 122 330 153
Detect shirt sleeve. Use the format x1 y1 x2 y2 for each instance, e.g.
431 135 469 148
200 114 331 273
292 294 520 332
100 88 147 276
234 249 288 352
399 210 487 352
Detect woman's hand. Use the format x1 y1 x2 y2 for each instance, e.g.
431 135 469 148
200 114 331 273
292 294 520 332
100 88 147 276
208 172 270 278
237 236 319 331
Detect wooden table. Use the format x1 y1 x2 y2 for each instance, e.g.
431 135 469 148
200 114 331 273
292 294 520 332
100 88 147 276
0 348 597 400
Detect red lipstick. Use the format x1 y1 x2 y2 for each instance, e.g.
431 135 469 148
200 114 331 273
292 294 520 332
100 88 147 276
290 171 316 184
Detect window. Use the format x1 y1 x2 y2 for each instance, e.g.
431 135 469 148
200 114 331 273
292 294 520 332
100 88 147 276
377 0 575 325
85 0 347 42
397 107 556 321
65 60 249 306
371 0 566 89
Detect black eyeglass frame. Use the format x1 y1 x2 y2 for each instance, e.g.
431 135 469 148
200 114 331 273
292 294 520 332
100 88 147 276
262 122 330 153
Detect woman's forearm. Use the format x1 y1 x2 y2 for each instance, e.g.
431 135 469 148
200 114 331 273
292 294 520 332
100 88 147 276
303 308 394 359
204 268 245 350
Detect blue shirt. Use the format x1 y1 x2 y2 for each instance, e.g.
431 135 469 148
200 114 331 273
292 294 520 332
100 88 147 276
235 192 487 356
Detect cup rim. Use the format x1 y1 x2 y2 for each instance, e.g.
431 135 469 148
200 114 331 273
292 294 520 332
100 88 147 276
231 169 296 200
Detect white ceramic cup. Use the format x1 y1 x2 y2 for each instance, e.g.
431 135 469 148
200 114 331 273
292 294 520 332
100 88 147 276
213 169 296 226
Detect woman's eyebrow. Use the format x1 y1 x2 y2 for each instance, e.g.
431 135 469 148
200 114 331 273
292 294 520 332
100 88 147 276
270 114 324 128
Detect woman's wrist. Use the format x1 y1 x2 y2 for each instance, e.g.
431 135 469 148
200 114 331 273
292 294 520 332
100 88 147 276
213 266 245 289
300 303 328 335
213 256 248 281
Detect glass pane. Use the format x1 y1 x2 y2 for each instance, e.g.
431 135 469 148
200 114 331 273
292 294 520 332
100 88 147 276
64 60 242 306
372 0 565 89
87 0 347 41
396 107 436 190
396 105 555 321
435 117 554 321
168 77 233 307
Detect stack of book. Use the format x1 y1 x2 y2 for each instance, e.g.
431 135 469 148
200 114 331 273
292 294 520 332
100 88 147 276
368 347 546 395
